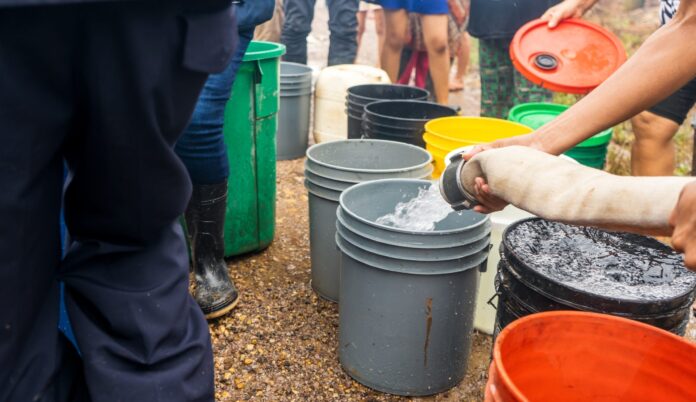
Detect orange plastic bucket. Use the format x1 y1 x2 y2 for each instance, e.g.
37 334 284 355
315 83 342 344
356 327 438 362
486 311 696 402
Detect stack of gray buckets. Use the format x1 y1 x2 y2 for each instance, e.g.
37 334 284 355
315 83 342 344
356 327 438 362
277 62 313 160
304 139 433 301
336 179 491 396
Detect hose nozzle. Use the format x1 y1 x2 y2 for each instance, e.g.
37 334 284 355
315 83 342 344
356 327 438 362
439 152 478 211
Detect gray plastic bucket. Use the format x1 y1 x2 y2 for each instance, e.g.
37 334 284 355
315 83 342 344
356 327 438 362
278 62 312 160
336 179 490 396
304 140 434 302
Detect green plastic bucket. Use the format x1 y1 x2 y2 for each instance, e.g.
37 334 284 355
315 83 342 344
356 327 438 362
223 41 286 256
508 103 613 168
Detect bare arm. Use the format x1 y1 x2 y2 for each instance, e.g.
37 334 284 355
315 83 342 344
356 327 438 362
540 0 600 28
532 0 696 155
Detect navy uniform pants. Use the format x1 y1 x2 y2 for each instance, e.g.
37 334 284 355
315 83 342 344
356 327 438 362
0 1 236 401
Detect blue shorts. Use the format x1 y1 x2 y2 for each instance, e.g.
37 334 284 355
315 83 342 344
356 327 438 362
380 0 449 14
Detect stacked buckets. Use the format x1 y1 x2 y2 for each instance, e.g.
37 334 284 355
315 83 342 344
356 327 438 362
336 179 491 396
277 62 313 160
362 100 458 148
304 140 433 302
345 84 429 139
423 117 533 177
508 102 613 169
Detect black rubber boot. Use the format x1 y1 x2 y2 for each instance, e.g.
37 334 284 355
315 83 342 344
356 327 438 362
185 181 239 319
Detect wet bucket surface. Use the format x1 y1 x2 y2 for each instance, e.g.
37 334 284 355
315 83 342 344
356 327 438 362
345 84 429 139
304 140 433 302
495 218 696 335
337 179 491 396
486 311 696 402
362 100 458 148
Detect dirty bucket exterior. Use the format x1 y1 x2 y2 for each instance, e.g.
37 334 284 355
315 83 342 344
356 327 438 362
494 218 696 337
508 102 613 169
223 41 286 256
337 179 491 396
278 62 313 160
486 311 696 402
304 140 433 302
423 117 533 178
346 84 429 139
313 65 390 144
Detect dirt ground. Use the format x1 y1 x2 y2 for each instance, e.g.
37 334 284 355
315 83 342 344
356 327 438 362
211 2 695 401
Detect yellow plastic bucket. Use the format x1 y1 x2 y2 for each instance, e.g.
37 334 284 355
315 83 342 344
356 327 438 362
424 117 533 177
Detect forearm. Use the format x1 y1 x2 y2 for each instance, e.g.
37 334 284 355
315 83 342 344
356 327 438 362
533 0 696 155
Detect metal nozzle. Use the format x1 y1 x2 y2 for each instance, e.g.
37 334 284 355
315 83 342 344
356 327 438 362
439 153 479 211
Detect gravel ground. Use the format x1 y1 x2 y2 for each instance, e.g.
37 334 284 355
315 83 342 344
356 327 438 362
210 2 695 400
212 159 491 402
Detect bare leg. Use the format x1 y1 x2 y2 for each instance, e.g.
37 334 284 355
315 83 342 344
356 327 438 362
630 110 679 176
356 10 366 56
374 9 386 68
449 32 470 91
420 14 450 104
381 9 409 82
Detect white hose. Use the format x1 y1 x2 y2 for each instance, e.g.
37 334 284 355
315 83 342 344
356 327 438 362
460 146 695 235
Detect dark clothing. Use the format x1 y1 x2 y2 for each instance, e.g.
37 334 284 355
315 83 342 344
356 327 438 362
0 1 235 401
468 0 559 40
176 29 254 184
479 38 552 118
282 0 359 65
648 75 696 125
176 0 274 184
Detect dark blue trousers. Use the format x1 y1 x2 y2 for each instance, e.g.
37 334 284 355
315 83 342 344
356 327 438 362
281 0 360 65
0 2 236 401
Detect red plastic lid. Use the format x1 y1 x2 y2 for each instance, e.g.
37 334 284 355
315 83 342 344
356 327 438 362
510 18 627 94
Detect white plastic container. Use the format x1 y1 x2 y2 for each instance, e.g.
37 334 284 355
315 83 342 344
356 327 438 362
313 64 390 144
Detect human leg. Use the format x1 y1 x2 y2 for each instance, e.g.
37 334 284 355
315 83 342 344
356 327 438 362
449 32 470 91
478 38 515 118
176 29 255 318
59 2 235 401
281 0 316 64
326 0 360 65
0 6 85 401
374 9 386 67
420 13 450 104
381 8 410 82
630 111 679 176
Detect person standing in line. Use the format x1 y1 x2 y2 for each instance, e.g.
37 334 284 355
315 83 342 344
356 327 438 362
176 0 275 320
356 1 386 67
630 0 695 176
0 1 236 401
468 0 599 118
281 0 360 65
379 0 451 104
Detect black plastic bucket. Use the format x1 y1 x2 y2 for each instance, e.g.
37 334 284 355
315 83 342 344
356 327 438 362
345 84 429 139
361 100 457 148
494 218 696 338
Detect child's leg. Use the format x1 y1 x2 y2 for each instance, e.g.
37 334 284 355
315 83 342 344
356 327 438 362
449 32 470 91
374 9 386 68
381 8 409 82
420 13 450 104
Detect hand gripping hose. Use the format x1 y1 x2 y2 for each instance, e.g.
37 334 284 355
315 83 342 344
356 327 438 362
440 146 695 236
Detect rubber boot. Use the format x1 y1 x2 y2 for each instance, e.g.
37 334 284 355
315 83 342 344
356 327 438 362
185 181 239 319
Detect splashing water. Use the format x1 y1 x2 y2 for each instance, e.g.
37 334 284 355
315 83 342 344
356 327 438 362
375 183 455 231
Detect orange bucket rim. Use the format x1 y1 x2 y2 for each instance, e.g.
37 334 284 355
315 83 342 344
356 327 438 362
424 116 533 144
491 310 696 402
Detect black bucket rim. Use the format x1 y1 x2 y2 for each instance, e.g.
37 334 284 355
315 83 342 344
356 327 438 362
362 118 427 133
347 84 429 103
501 217 696 314
364 100 458 124
362 121 424 138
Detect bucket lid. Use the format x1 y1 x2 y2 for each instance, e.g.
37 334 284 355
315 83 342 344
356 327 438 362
243 41 286 62
501 218 696 315
508 103 613 147
510 18 626 94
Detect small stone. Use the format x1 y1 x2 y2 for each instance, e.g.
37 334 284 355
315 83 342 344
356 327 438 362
243 358 253 365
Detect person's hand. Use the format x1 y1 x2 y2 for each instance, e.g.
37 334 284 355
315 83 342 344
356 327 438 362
669 181 696 270
459 133 540 214
540 0 596 29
